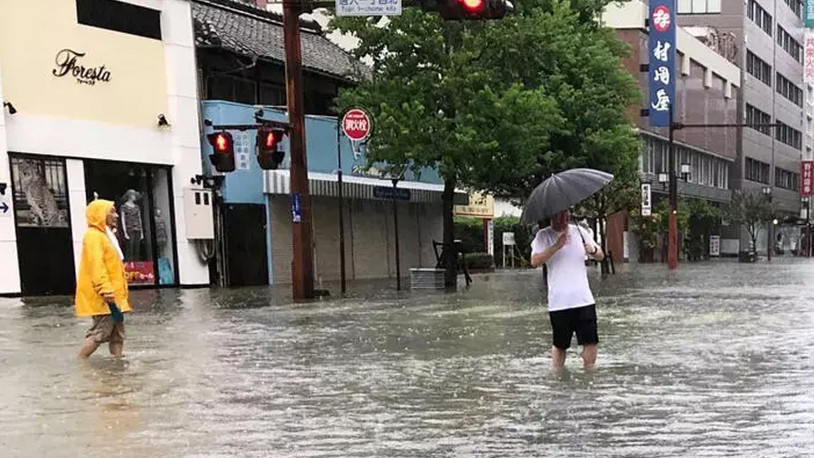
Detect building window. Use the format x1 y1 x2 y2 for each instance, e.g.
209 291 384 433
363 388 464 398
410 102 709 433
775 168 800 191
784 0 804 19
76 0 162 40
747 0 773 37
777 73 804 107
84 161 178 286
777 26 803 63
641 135 729 190
746 104 773 135
746 51 772 87
678 0 722 14
776 121 803 150
745 157 771 184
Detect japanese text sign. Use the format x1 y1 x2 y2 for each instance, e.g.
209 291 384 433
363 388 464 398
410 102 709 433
336 0 401 17
648 0 676 127
641 183 652 217
802 161 814 197
341 108 372 142
807 0 814 28
806 33 814 83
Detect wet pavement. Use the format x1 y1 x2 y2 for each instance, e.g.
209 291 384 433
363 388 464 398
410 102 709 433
2 259 814 457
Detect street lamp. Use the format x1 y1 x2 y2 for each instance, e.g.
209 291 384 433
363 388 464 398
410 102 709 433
762 186 773 261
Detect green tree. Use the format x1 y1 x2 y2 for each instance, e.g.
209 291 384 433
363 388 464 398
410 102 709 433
331 0 637 287
723 190 772 256
331 8 563 287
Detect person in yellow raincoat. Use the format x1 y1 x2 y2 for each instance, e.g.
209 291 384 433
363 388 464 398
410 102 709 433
76 199 132 358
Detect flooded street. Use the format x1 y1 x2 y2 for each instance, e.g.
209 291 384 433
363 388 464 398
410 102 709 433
2 260 814 457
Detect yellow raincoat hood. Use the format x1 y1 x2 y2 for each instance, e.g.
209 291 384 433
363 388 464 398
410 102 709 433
86 199 114 231
75 200 131 317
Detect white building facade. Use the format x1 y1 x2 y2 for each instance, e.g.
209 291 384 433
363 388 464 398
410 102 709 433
0 0 209 295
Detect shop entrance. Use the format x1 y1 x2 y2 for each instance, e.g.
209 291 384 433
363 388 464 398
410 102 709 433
9 155 75 296
224 204 269 286
84 160 178 287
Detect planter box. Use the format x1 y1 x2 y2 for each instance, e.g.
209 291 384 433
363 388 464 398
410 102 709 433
410 268 446 290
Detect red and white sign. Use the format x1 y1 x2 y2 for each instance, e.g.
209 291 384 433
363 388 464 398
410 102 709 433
805 33 814 84
652 5 672 33
802 161 814 196
341 108 372 142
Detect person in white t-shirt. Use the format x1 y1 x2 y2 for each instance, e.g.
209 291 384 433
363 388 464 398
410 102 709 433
530 209 604 370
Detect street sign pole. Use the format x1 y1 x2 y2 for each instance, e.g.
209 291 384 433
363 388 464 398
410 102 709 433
283 0 315 300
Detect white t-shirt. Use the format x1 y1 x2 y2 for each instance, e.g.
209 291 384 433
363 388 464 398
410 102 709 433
531 225 598 312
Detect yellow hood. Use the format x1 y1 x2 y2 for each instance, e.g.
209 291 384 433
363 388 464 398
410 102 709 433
86 199 113 231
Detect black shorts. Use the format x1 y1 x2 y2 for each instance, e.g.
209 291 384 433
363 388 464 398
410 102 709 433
549 304 598 350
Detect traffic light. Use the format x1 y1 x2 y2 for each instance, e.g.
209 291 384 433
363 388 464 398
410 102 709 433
421 0 510 20
207 131 235 173
256 128 286 170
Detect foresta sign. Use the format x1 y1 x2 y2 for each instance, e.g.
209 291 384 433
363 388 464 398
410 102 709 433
52 49 111 85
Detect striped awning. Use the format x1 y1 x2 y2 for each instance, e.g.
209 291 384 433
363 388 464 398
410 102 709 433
264 170 462 203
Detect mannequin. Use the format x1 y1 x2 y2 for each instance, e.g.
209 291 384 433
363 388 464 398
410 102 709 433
120 189 144 260
154 208 168 253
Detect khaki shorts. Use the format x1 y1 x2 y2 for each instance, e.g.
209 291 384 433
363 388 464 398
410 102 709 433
86 315 125 343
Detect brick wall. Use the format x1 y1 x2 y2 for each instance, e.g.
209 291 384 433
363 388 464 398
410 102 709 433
270 195 443 283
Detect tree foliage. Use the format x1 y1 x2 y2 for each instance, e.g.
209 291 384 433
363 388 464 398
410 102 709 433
330 0 640 284
723 190 772 253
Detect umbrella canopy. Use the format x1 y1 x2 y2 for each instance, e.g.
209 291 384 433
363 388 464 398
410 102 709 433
520 168 614 224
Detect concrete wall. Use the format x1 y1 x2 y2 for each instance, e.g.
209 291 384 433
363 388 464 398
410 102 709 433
270 195 442 284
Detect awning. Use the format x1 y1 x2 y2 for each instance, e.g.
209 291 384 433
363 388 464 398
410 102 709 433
264 170 465 204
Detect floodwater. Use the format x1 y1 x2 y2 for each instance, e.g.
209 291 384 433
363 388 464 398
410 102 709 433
1 260 814 457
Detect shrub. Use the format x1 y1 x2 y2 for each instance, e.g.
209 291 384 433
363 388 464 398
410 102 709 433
460 252 495 270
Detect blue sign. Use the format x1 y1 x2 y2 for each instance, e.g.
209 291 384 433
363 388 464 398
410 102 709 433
373 186 411 201
291 193 302 223
0 202 7 214
648 0 676 127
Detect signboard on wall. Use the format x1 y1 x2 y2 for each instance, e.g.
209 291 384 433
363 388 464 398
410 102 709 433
709 235 721 257
454 192 494 218
802 161 814 196
648 0 677 127
805 33 814 83
125 261 155 285
641 183 652 216
806 0 814 28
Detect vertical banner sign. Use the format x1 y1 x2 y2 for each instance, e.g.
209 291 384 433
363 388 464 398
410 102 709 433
806 32 814 84
641 183 652 216
648 0 676 127
291 193 302 223
806 0 814 28
802 161 814 196
709 235 721 257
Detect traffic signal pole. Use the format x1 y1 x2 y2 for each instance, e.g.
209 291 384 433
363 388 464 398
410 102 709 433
283 0 315 300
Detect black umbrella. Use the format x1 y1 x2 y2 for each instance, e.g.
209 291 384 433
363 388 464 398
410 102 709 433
520 168 614 224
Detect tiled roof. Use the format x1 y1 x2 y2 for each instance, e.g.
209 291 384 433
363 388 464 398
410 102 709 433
192 0 368 81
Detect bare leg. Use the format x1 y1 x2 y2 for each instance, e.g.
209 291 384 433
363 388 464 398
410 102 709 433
78 338 101 359
109 341 123 357
582 344 597 369
551 346 566 370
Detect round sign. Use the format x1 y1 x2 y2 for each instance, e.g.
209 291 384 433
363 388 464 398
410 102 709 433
651 5 672 33
341 108 372 142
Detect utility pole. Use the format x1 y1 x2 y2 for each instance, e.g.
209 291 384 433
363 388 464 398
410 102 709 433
667 104 678 270
283 0 315 300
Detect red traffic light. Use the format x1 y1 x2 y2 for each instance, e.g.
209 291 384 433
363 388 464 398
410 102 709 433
262 130 280 149
257 128 287 170
206 131 235 173
461 0 484 12
209 132 233 153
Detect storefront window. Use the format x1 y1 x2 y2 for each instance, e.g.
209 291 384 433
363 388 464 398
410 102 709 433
84 160 177 286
